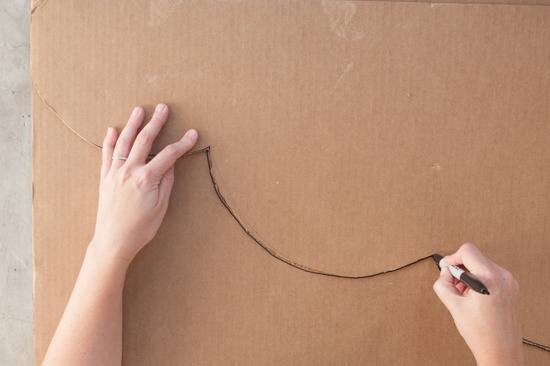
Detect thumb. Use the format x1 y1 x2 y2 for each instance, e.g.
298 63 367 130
433 267 462 313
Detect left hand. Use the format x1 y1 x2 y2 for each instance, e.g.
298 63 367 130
90 103 198 264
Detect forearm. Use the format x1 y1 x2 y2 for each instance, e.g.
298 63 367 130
43 105 197 365
42 242 128 366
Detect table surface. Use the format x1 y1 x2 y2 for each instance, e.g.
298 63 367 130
0 0 33 365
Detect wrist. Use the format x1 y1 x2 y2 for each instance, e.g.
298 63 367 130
474 349 524 366
70 242 130 304
86 239 132 274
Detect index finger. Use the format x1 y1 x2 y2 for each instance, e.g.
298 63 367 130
444 243 497 275
146 129 198 177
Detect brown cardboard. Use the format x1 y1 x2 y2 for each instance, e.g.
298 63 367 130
32 1 550 365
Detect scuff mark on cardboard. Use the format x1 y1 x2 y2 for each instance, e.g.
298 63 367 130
322 0 366 41
334 59 355 89
31 0 49 15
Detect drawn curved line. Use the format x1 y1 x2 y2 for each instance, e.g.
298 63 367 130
202 145 436 278
33 82 102 150
32 83 550 352
523 337 550 352
32 82 436 278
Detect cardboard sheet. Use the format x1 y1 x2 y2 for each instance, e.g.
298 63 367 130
32 1 550 364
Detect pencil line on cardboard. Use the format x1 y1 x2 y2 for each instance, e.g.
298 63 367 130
33 83 102 150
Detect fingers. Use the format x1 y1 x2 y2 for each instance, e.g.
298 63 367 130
455 281 468 295
433 267 461 311
127 103 170 165
146 129 198 177
444 243 496 276
101 127 117 179
111 106 145 169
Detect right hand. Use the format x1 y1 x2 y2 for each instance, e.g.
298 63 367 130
433 243 523 366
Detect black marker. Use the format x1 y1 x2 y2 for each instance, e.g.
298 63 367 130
432 254 490 295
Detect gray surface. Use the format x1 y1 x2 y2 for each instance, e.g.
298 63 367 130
0 0 33 365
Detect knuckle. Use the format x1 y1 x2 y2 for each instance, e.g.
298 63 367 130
117 166 132 182
103 168 115 181
501 269 514 282
487 267 516 288
485 266 500 280
460 242 476 252
135 169 154 187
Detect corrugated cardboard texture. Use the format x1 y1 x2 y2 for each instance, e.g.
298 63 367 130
33 1 550 364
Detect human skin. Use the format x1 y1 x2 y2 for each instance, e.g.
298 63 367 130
43 104 523 365
433 243 524 366
42 103 198 366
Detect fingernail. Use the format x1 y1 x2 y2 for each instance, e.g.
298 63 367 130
155 103 167 113
132 106 141 117
183 129 198 141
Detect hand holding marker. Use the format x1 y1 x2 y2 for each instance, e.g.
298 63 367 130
433 253 490 295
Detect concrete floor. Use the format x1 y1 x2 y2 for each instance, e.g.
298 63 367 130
0 0 33 365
